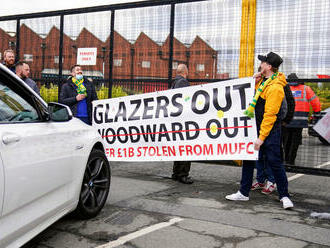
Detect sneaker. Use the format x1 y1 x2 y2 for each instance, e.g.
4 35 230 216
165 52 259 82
251 182 265 191
225 191 249 201
262 181 276 195
280 197 294 209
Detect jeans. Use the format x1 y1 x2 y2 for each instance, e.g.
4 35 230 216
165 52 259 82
256 157 275 184
240 125 289 199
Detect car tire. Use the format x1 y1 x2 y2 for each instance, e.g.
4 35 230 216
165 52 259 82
73 149 111 219
319 136 330 146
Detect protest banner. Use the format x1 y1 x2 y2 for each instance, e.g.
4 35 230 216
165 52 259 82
93 78 258 161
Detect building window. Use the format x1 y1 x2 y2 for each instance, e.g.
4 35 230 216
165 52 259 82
54 56 63 64
148 52 152 56
196 64 205 72
172 62 178 69
114 59 122 67
142 61 151 68
24 54 33 62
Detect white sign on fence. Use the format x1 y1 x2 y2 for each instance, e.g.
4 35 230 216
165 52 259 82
313 109 330 143
77 47 97 65
93 78 258 161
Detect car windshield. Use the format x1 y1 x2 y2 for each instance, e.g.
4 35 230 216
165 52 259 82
0 80 39 123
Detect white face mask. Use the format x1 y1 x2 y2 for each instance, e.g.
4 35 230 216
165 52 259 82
76 74 83 80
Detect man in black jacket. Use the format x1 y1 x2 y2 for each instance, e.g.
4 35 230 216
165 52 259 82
59 65 98 125
171 64 193 184
16 62 40 95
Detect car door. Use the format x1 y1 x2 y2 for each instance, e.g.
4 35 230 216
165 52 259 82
0 154 4 216
0 73 75 245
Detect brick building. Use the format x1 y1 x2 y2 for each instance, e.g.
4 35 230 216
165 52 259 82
0 28 16 61
0 24 222 80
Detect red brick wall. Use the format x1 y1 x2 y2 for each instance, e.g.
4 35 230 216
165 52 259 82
0 25 219 80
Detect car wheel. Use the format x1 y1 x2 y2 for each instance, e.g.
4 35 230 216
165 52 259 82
319 136 330 146
73 149 111 219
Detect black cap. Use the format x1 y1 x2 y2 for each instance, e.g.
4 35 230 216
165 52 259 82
258 52 283 68
287 73 298 80
287 73 301 85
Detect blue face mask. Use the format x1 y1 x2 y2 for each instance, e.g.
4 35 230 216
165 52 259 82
76 74 83 80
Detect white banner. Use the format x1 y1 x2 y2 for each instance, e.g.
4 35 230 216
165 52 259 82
313 109 330 143
77 47 97 65
93 78 258 161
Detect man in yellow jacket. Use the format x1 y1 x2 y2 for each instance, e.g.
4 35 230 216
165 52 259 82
226 52 293 209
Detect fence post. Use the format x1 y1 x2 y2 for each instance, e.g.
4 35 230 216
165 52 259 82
108 9 115 99
168 2 175 89
239 0 256 77
15 19 20 63
238 0 248 78
58 14 64 96
246 0 256 77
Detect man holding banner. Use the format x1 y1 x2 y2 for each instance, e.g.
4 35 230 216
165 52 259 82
171 64 194 184
226 52 294 209
93 61 259 184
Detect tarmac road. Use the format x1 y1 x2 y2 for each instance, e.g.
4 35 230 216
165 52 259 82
24 135 330 248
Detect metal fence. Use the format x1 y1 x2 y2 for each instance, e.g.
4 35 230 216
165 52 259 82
0 0 329 175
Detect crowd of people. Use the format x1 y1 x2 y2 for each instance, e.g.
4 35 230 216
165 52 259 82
2 49 322 209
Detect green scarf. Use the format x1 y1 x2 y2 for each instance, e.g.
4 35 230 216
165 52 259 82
72 77 87 96
244 72 278 118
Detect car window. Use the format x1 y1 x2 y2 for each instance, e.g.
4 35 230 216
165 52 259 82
0 80 39 123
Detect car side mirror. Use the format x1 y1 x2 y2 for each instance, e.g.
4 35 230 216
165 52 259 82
48 102 73 122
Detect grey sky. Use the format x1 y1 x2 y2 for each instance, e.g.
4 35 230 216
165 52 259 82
0 0 147 16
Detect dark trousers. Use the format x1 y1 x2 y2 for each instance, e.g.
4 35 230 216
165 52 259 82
282 127 303 165
239 125 289 199
172 161 191 177
256 158 275 184
78 116 91 125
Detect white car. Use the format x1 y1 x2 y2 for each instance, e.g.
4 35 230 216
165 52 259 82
0 64 111 248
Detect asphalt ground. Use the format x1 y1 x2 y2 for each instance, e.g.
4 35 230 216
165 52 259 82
24 135 330 248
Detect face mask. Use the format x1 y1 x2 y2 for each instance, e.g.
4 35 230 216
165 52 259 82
76 74 83 80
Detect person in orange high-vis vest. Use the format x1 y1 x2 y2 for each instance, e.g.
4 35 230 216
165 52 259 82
282 73 321 165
